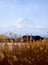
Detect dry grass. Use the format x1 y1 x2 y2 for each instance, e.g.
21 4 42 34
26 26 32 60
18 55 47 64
0 34 48 65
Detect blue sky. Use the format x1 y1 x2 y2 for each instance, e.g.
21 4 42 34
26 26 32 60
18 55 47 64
0 0 48 36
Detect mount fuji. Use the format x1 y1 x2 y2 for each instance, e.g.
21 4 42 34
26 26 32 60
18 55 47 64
0 18 48 37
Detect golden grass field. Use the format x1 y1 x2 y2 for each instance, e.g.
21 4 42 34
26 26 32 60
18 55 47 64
0 34 48 65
